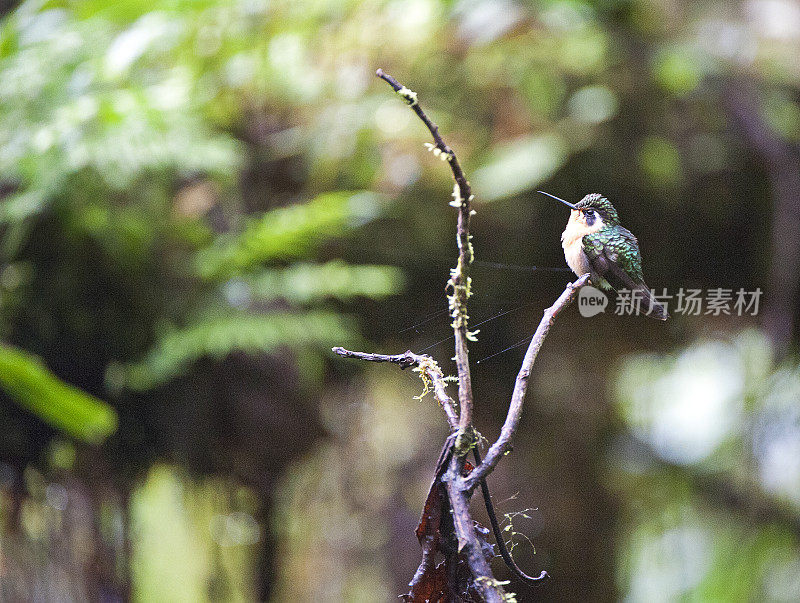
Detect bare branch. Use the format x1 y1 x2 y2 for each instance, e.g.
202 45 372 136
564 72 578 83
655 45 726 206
462 274 590 491
332 347 419 368
332 347 459 430
444 457 506 603
376 69 476 432
473 446 549 584
340 73 589 599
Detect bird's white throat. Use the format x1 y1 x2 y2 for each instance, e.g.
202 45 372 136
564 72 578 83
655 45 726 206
561 210 604 276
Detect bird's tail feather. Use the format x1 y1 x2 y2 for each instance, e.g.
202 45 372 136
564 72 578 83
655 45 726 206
637 285 669 321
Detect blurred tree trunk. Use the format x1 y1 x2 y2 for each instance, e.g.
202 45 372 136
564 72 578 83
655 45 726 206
726 79 800 351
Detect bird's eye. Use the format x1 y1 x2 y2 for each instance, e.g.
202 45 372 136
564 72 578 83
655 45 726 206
584 208 596 225
584 209 594 217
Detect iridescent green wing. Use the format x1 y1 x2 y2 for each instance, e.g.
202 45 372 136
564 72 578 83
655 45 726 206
582 226 645 289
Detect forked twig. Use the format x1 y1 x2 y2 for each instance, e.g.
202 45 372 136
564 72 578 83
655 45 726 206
375 68 476 431
461 274 589 491
332 347 458 430
334 71 589 601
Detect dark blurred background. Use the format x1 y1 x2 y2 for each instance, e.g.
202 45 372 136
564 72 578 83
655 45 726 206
0 0 799 601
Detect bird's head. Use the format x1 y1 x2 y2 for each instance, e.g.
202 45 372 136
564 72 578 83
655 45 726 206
539 191 620 229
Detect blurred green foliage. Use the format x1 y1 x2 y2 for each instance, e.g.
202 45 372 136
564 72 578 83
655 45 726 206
195 191 385 279
0 343 116 443
131 465 261 603
613 331 800 600
0 0 799 600
0 2 408 597
122 311 357 391
0 0 404 414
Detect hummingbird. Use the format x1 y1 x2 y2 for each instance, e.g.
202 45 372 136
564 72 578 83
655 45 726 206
539 191 668 320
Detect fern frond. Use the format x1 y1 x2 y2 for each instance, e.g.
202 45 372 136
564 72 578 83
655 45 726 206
242 261 404 304
121 311 358 390
195 192 382 280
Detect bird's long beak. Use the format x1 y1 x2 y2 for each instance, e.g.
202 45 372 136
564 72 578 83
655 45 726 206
538 190 578 210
